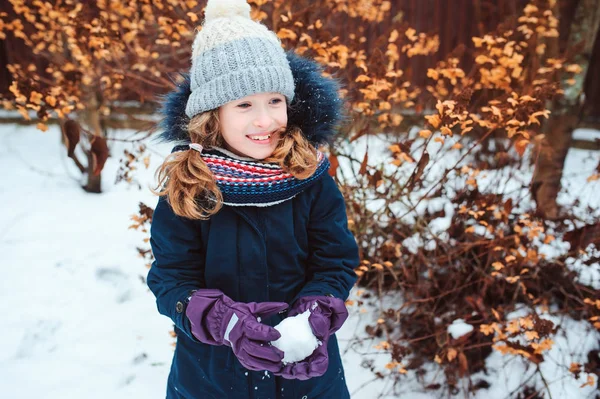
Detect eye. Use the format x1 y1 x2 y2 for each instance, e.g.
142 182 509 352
236 102 251 109
270 98 284 105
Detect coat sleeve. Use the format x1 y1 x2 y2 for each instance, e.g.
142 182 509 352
147 196 206 341
291 174 359 305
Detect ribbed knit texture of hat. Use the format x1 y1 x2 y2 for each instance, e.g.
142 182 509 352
185 0 295 119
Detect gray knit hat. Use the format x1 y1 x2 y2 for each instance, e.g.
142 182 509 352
185 0 295 119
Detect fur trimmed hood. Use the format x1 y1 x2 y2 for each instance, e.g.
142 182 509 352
154 51 345 147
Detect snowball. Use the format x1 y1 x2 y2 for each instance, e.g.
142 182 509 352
271 310 319 364
204 0 251 22
447 318 474 339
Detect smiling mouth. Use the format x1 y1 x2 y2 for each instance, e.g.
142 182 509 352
247 129 281 142
247 134 272 141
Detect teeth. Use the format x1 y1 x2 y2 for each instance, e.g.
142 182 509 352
250 135 271 141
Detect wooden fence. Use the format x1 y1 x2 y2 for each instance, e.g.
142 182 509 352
0 0 598 120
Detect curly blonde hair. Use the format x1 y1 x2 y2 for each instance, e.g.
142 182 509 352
152 112 319 220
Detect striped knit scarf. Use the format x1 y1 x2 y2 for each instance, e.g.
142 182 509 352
171 145 330 207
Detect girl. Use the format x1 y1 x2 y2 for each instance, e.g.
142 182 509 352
147 0 359 398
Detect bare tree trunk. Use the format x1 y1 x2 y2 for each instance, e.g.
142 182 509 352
532 0 600 219
80 86 104 194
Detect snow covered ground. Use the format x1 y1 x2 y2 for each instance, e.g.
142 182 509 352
0 124 391 398
0 124 598 398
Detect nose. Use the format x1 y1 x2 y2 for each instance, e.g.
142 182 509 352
253 107 273 129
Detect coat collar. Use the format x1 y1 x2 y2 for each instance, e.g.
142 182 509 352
154 51 345 147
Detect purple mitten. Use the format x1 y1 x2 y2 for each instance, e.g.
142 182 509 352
185 289 288 372
276 341 329 380
288 295 349 339
275 295 349 380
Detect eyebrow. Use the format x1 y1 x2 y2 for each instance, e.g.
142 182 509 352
236 94 284 103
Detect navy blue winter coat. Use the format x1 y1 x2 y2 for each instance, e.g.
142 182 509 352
147 52 360 399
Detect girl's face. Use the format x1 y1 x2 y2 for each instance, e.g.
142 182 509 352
218 92 288 160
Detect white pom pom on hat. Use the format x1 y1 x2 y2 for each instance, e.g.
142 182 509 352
204 0 251 22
